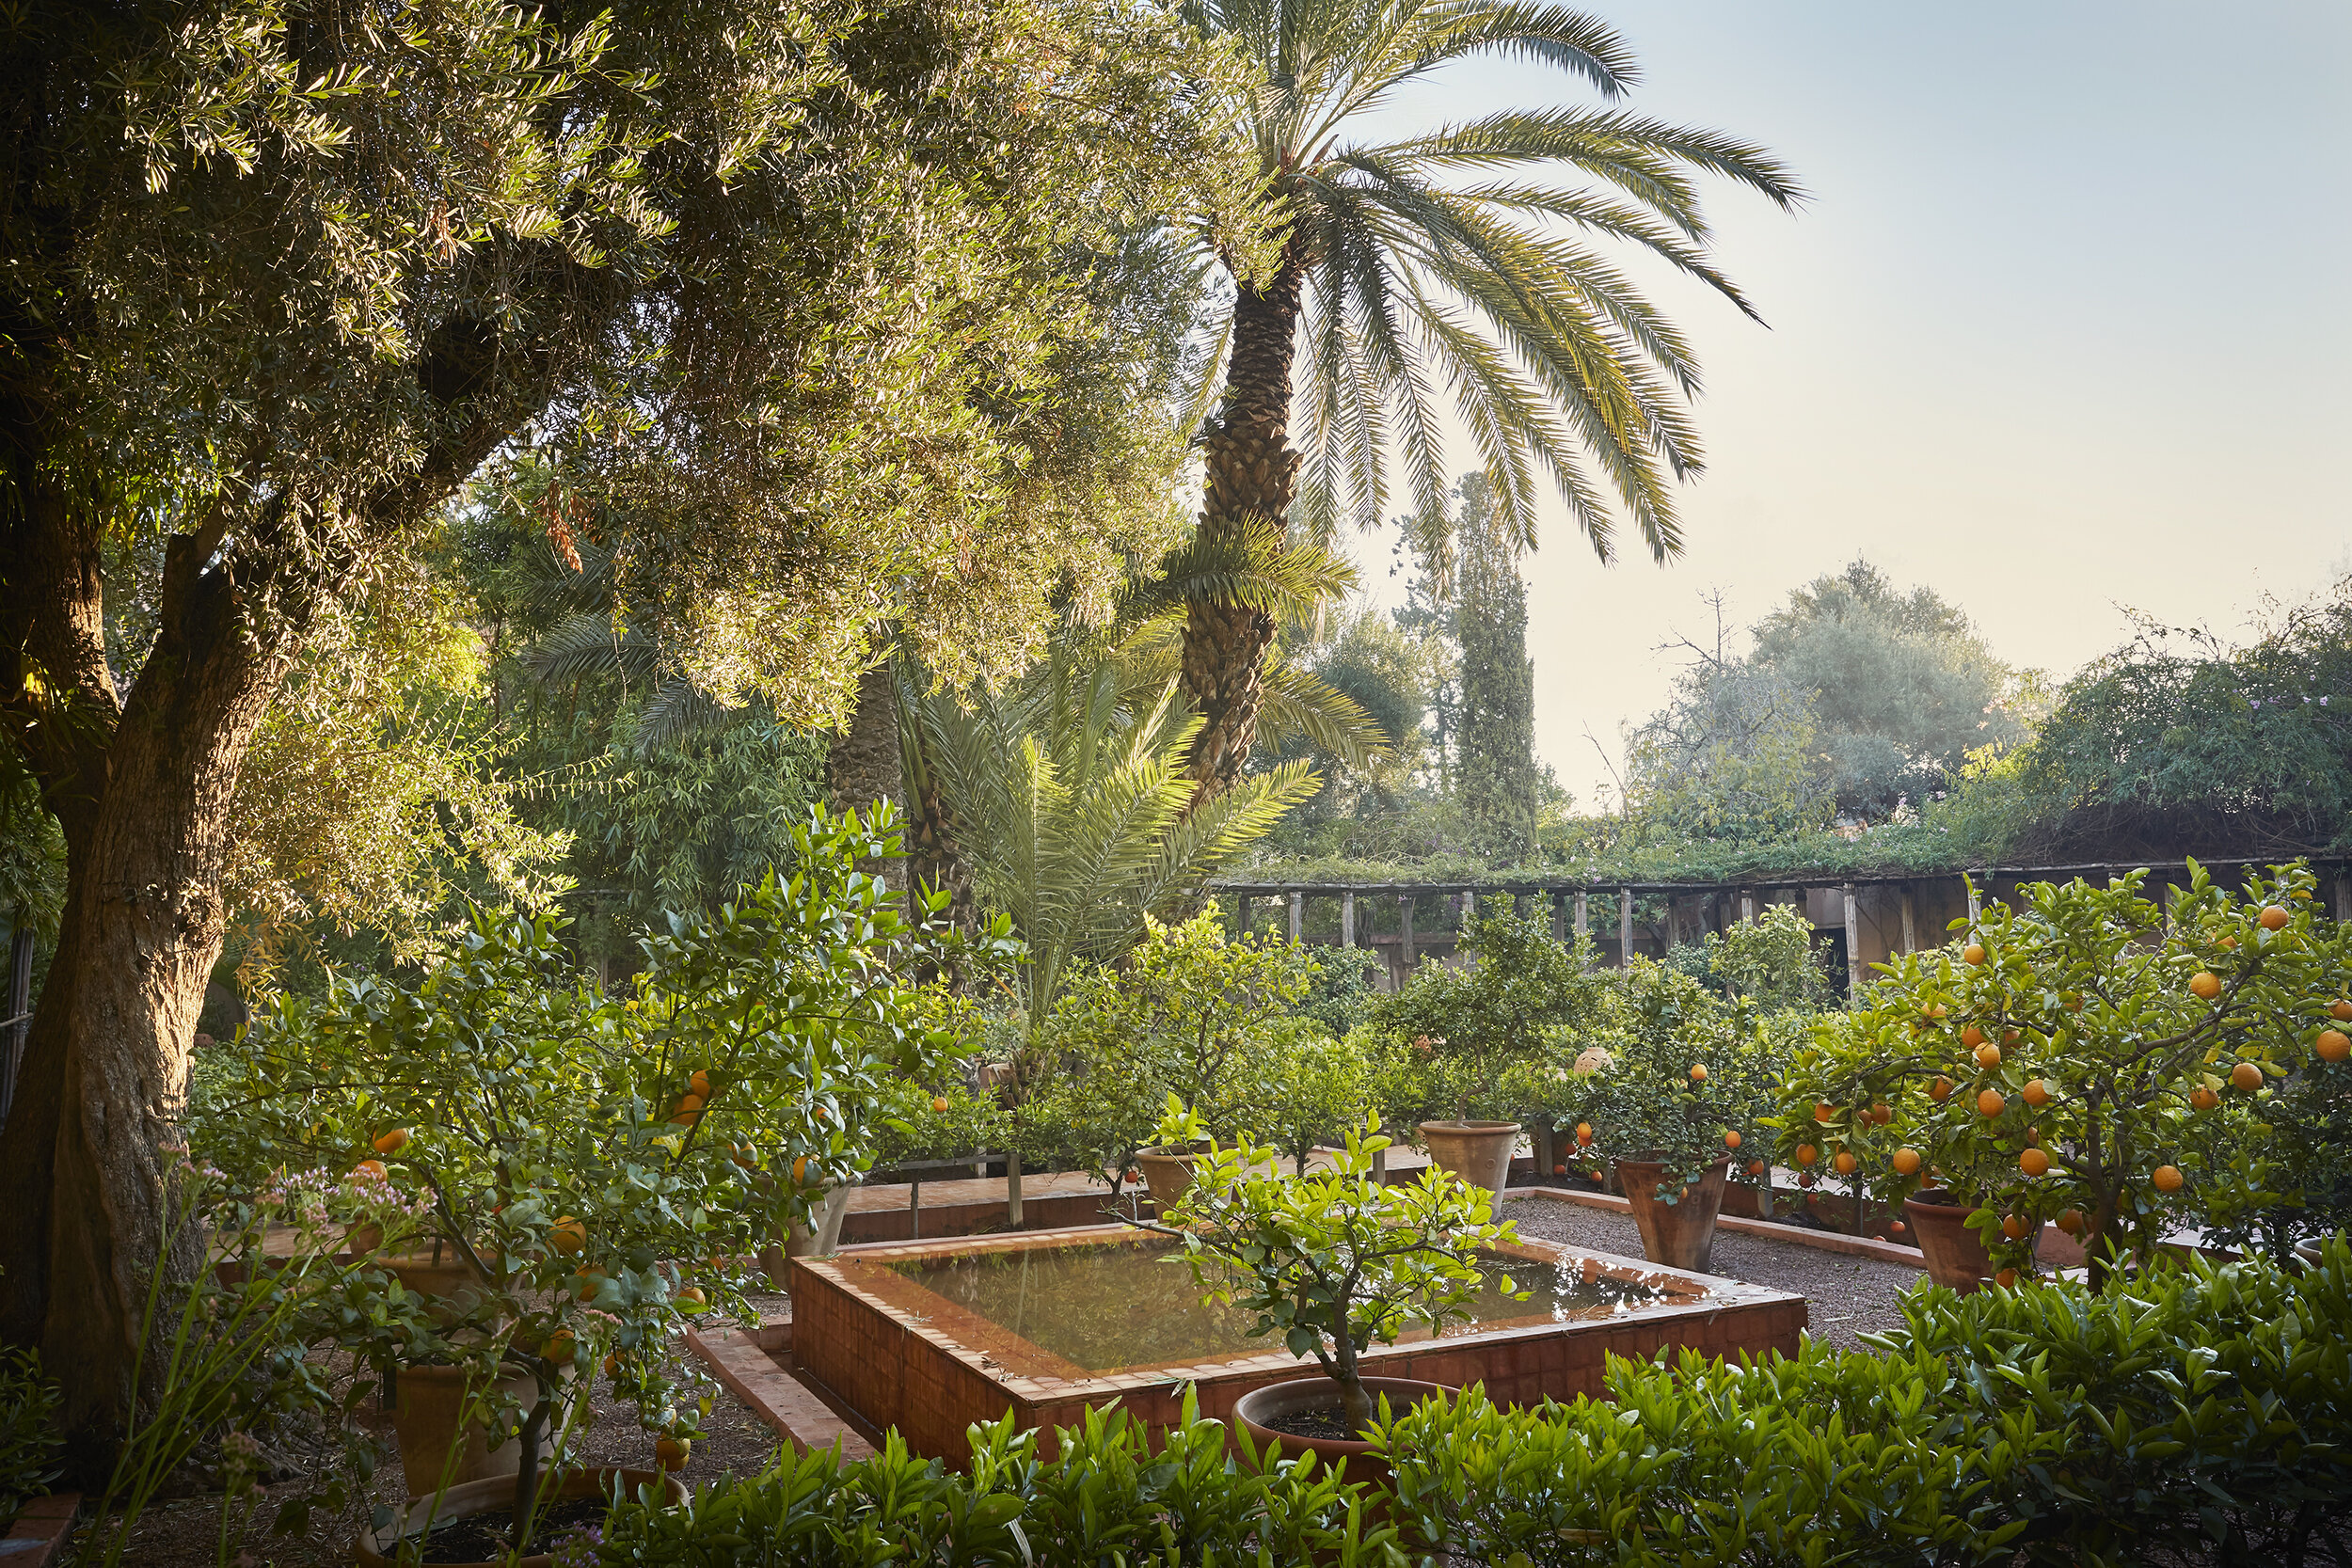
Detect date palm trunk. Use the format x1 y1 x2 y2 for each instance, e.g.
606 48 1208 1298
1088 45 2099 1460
1180 245 1304 802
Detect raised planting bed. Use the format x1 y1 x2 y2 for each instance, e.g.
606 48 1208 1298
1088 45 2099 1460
780 1224 1804 1462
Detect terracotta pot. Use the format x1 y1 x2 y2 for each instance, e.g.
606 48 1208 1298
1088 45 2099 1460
1135 1145 1206 1212
1232 1376 1452 1489
1905 1192 1994 1292
1417 1122 1519 1217
389 1362 537 1496
356 1465 685 1568
1614 1156 1731 1273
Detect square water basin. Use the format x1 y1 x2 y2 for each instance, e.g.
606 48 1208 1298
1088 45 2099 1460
788 1224 1805 1460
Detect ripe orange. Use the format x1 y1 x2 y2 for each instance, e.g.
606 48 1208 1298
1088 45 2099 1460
2152 1164 2185 1193
2189 972 2222 1000
1798 1171 1817 1189
1552 1163 1567 1176
931 1096 950 1114
1795 1143 1819 1167
2020 1148 2050 1178
1690 1064 1708 1083
352 1159 389 1181
689 1070 712 1099
2331 1000 2352 1022
791 1157 810 1183
1977 1088 2006 1118
1961 1025 1986 1050
2190 1086 2219 1112
2022 1079 2049 1108
1815 1101 1836 1124
1995 1268 2018 1289
2218 936 2237 950
1575 1122 1593 1145
575 1268 605 1302
676 1286 707 1309
1870 1102 1892 1125
1929 1077 1953 1103
603 1354 621 1378
2055 1209 2084 1236
2259 905 2290 930
1747 1159 1767 1177
655 1436 691 1471
1921 1003 1947 1021
1891 1147 1922 1175
1833 1150 1859 1175
552 1217 587 1255
1963 944 1987 965
2317 1030 2349 1063
1724 1130 1741 1149
2001 1214 2028 1241
543 1330 577 1363
1975 1042 2002 1069
2230 1061 2264 1092
1889 1219 1908 1236
372 1129 410 1156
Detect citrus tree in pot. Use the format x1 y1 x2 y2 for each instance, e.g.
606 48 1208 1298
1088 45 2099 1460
1775 863 2351 1292
1372 911 1603 1207
208 809 987 1560
1028 912 1316 1212
1543 958 1778 1271
1139 1104 1515 1475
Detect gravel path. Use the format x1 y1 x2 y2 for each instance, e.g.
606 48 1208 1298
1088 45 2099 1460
1504 1198 1931 1353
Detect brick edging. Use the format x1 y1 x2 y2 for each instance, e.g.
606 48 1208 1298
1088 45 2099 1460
4 1494 79 1568
1503 1185 1930 1270
685 1325 877 1462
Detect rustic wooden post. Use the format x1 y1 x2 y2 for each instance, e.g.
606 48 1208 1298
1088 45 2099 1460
2335 871 2350 924
1399 895 1417 971
1341 889 1357 947
1289 890 1303 944
1966 878 1981 942
1842 884 1862 1003
1549 889 1565 941
1235 895 1250 938
1618 889 1634 966
1740 888 1756 924
1900 883 1917 954
1574 890 1589 942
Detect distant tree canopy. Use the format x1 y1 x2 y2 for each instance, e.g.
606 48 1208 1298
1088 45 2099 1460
1627 560 2030 834
1996 586 2352 860
1449 477 1544 858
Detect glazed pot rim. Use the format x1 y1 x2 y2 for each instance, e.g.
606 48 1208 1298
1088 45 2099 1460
1136 1142 1209 1159
1905 1189 1967 1210
1232 1375 1457 1453
1417 1119 1521 1133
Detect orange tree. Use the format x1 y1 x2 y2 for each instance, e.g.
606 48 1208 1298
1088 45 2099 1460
1773 863 2352 1289
198 809 1001 1547
1533 958 1786 1204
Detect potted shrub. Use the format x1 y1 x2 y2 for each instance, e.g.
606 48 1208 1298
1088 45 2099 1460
1546 958 1779 1271
1776 863 2352 1291
1374 911 1606 1208
1025 912 1317 1212
210 808 984 1560
1140 1104 1515 1477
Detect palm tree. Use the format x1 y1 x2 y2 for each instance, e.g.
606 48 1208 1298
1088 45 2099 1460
1174 0 1801 797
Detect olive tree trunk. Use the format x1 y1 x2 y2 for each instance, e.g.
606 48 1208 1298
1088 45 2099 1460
1179 246 1304 803
827 659 904 890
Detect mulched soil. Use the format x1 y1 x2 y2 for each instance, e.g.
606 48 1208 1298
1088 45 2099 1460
1503 1199 1931 1352
69 1296 792 1568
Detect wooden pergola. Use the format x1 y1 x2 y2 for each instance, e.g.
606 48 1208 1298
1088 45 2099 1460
1216 857 2352 995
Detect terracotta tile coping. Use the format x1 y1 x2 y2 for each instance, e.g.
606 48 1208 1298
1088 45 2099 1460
2 1494 79 1568
686 1324 876 1462
796 1224 1795 1402
1501 1185 1935 1269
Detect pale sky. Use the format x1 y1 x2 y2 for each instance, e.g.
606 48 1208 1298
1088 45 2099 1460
1337 1 2352 806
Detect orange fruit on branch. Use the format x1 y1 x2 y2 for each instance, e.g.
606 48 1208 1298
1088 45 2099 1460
932 1096 950 1113
1975 1042 2002 1069
2022 1079 2049 1108
1690 1064 1708 1082
2316 1030 2349 1064
655 1436 691 1471
372 1129 409 1156
2152 1164 2185 1194
1575 1122 1593 1145
1929 1077 1953 1102
1891 1148 1922 1175
1977 1087 2006 1118
1814 1101 1836 1124
1963 944 1986 965
2330 999 2352 1022
1995 1268 2019 1289
2020 1148 2050 1178
2230 1061 2265 1092
2001 1214 2028 1241
1724 1130 1741 1149
2189 972 2222 1000
1552 1164 1567 1176
1870 1102 1892 1125
1795 1144 1819 1167
551 1217 587 1255
2258 905 2290 930
1747 1159 1767 1176
2056 1209 2084 1236
351 1159 388 1181
2189 1086 2219 1112
689 1070 712 1099
1961 1025 1985 1050
1833 1150 1859 1175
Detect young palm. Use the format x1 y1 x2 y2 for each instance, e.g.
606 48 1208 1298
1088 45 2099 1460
1177 0 1801 797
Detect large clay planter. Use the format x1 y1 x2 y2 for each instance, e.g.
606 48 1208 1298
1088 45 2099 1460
1232 1376 1453 1490
389 1362 537 1496
356 1465 685 1568
1615 1156 1730 1273
1135 1144 1207 1213
1417 1121 1519 1218
1905 1192 1994 1292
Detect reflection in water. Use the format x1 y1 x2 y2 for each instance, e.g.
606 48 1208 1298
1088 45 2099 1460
883 1242 1670 1375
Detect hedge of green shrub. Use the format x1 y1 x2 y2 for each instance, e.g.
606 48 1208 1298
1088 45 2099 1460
590 1243 2352 1568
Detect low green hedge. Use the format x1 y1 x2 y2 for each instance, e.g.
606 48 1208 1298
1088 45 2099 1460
592 1242 2352 1568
